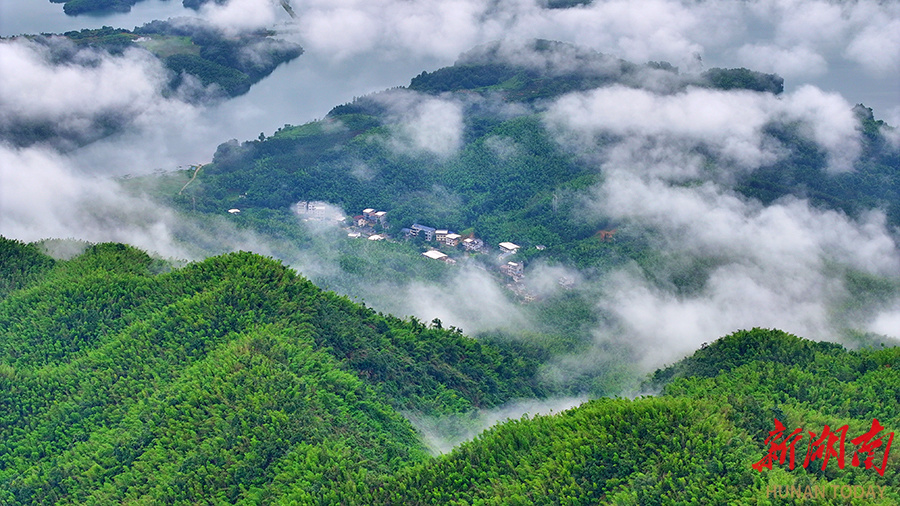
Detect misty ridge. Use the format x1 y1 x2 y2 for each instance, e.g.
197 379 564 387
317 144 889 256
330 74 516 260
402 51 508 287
185 40 897 356
0 0 898 429
2 0 900 501
3 29 900 386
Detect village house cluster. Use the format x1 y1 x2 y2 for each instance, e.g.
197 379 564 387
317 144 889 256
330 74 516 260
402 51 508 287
344 209 528 281
410 226 528 284
359 208 388 227
400 223 496 265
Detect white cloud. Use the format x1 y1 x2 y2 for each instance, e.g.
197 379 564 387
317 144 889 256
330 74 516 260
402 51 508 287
407 396 586 455
0 145 179 256
289 0 709 66
545 84 861 174
199 0 281 34
396 265 529 335
780 85 862 173
0 38 177 147
735 43 828 80
0 142 291 262
284 0 900 84
868 306 900 338
845 18 900 75
566 131 896 370
590 173 900 369
374 90 464 158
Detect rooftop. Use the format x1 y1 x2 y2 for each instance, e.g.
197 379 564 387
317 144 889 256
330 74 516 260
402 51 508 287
412 223 437 233
422 250 448 260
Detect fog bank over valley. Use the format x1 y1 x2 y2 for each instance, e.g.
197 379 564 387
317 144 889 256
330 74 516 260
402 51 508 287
2 0 899 383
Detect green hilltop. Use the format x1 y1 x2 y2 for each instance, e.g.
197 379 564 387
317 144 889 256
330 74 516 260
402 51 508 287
0 237 540 503
1 236 899 503
173 40 897 273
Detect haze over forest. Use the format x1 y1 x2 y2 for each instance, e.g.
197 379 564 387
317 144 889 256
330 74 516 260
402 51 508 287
2 0 900 391
2 0 900 503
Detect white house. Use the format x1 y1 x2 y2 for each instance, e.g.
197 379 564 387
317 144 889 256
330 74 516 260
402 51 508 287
422 250 449 261
499 242 520 254
501 261 524 277
444 233 462 247
295 201 343 221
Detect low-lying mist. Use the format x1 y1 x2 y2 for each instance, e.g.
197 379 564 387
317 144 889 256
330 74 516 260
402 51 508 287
2 1 899 456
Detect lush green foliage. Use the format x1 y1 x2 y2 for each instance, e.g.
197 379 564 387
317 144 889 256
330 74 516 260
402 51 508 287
0 239 541 503
340 328 900 505
0 238 55 299
43 23 303 101
60 26 138 52
190 103 626 269
5 38 898 503
52 0 230 16
57 0 140 16
176 41 899 278
645 328 846 389
2 241 898 503
701 67 784 94
166 53 253 96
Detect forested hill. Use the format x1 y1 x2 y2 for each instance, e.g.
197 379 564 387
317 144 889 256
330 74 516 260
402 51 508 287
0 237 542 503
356 324 900 504
180 39 897 272
406 39 783 98
2 237 898 503
53 23 302 100
351 328 900 504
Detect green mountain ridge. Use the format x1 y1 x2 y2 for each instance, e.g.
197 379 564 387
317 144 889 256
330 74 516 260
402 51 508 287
174 39 895 276
0 237 540 503
2 237 899 504
3 36 900 505
131 39 900 417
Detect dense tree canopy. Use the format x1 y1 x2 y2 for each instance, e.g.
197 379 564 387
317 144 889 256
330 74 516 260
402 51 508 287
2 245 897 503
0 239 542 503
